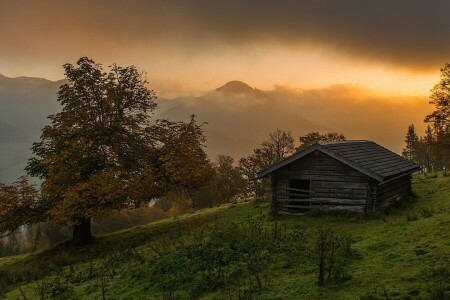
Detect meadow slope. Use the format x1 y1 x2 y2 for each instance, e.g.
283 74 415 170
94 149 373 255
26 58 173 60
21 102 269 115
1 173 449 299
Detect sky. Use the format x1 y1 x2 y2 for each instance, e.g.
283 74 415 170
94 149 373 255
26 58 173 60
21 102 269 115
0 0 448 97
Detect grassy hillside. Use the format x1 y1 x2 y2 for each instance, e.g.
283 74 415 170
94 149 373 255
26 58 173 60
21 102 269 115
1 173 449 299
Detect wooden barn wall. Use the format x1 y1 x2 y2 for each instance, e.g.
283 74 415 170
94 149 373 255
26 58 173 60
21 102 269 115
272 151 371 212
375 175 411 208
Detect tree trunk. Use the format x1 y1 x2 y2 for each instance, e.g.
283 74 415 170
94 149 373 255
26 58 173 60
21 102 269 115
72 217 93 246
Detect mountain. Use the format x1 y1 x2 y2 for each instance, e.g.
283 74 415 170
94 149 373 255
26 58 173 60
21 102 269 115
156 81 326 160
0 76 323 182
214 80 268 99
0 75 62 183
0 75 429 183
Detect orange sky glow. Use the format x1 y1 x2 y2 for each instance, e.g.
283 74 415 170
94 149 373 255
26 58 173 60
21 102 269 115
0 0 447 98
1 0 449 183
0 43 441 99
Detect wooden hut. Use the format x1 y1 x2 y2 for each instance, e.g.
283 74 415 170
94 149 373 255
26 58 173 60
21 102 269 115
257 140 420 213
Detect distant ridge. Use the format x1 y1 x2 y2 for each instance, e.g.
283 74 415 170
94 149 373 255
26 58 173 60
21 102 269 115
0 74 63 183
216 80 256 94
157 80 324 161
0 74 65 90
209 80 269 101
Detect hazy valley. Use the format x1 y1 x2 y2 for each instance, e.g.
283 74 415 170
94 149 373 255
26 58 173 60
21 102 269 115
0 75 431 183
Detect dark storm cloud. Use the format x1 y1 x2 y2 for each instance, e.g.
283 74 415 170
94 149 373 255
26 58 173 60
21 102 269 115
1 0 449 70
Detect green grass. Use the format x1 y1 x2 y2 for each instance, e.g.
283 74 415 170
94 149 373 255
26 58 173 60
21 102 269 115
1 173 449 299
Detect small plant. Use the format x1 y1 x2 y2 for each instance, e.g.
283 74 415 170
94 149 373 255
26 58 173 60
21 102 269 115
34 278 52 300
429 280 450 300
405 213 418 221
307 207 325 217
99 276 109 300
312 227 356 286
359 282 391 299
33 273 73 300
420 208 434 218
0 270 10 297
251 196 267 207
147 214 307 297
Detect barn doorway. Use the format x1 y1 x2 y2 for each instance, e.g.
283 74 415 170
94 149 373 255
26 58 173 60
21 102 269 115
287 179 311 209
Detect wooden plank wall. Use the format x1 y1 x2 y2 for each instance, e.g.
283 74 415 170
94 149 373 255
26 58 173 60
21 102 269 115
375 175 411 208
273 151 371 213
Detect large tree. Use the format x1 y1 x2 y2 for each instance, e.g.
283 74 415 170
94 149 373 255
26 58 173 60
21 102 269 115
0 177 43 239
417 125 437 172
150 116 211 195
296 131 346 151
24 57 160 245
0 57 209 246
425 63 450 132
402 124 420 162
239 129 295 197
424 63 450 170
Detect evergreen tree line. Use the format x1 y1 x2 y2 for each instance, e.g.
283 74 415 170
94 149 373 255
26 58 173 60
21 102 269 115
402 63 450 172
402 124 450 172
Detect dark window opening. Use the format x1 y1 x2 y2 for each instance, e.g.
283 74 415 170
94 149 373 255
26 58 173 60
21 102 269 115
287 179 311 209
289 179 310 191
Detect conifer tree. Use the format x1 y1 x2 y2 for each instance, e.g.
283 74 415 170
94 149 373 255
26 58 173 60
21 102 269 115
402 124 420 162
425 63 450 170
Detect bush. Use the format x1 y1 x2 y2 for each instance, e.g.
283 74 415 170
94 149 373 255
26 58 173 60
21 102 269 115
148 214 305 297
33 274 73 299
312 227 356 286
405 213 418 222
420 208 434 218
429 280 450 300
93 206 166 234
358 284 391 300
0 270 9 296
251 196 268 207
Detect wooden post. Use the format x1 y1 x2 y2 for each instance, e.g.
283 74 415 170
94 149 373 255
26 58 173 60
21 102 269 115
270 174 278 215
365 180 377 213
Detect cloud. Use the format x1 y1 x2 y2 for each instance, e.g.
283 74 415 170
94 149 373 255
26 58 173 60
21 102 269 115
268 84 433 152
1 0 449 72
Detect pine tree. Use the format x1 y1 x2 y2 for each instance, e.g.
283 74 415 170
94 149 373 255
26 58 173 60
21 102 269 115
402 124 420 162
418 125 436 172
424 63 450 170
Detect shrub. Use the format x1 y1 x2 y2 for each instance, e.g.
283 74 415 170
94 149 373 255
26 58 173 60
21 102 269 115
429 280 450 300
405 213 418 222
251 196 268 207
312 227 356 286
420 208 434 218
358 282 391 300
0 270 9 297
33 273 73 300
148 214 305 297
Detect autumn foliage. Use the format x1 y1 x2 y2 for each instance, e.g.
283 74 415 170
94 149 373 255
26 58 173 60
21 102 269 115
0 57 210 245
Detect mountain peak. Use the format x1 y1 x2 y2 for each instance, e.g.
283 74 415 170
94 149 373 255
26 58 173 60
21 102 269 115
216 81 255 95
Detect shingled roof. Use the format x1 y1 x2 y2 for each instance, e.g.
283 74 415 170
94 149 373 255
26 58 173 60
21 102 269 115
257 140 420 182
